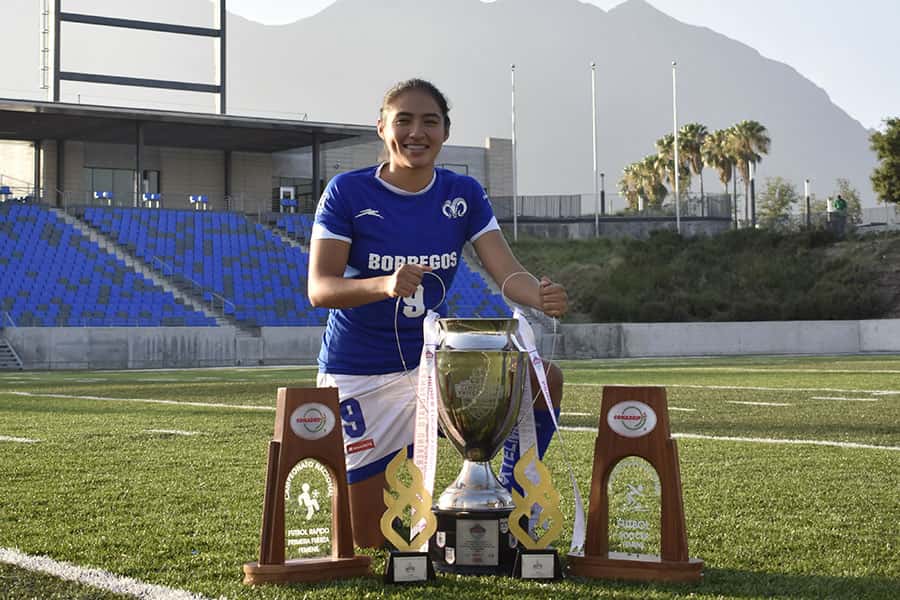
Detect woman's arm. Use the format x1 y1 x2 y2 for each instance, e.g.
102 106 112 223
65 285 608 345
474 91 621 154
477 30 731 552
307 237 432 309
471 230 567 317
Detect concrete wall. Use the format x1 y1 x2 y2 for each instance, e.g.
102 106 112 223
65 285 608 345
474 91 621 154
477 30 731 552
555 319 896 359
3 319 897 370
3 326 324 370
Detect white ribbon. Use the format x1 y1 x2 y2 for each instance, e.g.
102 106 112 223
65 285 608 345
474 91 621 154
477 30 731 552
512 308 587 556
411 310 441 550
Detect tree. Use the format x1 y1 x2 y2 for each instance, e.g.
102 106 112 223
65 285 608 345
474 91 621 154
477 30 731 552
702 129 737 222
679 123 708 200
618 163 641 210
870 117 900 204
637 155 668 208
758 177 799 229
728 120 771 226
654 134 691 199
833 178 863 223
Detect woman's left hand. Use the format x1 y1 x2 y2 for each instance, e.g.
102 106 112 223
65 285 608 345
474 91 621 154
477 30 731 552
539 276 568 318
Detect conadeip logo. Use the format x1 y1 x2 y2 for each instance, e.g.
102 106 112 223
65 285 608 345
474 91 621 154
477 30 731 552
289 403 336 440
607 401 657 438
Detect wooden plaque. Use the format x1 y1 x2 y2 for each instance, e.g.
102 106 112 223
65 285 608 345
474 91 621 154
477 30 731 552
243 387 371 584
567 386 703 582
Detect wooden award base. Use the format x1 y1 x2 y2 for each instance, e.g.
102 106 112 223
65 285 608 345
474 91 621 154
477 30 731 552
243 556 371 585
568 386 703 583
243 387 372 585
568 552 702 583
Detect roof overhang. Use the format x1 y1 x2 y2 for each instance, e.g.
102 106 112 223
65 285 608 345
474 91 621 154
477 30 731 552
0 98 376 153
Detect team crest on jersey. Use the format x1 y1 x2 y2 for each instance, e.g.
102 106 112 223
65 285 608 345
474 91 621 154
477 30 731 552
442 197 468 219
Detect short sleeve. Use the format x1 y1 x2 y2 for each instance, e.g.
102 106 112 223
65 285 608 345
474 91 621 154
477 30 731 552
311 179 352 243
465 179 500 242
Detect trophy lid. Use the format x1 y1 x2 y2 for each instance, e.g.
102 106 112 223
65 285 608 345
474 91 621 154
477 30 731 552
437 318 519 351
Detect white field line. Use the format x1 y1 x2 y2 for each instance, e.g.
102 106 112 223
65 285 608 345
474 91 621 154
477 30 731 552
669 407 697 412
0 547 220 600
144 429 199 436
0 435 40 443
673 433 900 452
8 391 273 412
726 401 793 407
556 427 900 451
811 396 881 402
561 412 593 416
569 382 900 395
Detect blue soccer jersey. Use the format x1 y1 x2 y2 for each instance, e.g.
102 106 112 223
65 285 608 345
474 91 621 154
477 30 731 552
311 164 499 375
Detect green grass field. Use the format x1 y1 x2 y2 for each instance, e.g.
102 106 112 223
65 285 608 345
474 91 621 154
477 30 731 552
1 356 898 599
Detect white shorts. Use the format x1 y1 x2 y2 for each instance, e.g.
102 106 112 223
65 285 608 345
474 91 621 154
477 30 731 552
317 369 419 484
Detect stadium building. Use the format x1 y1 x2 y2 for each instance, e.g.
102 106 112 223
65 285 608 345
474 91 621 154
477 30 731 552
0 97 517 370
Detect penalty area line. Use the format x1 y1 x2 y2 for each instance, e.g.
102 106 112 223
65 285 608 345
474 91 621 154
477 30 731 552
0 547 221 600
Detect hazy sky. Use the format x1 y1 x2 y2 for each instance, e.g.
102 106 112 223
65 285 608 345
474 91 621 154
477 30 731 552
227 0 900 131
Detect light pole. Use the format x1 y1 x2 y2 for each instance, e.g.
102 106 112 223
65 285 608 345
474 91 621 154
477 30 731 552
511 63 518 242
672 60 681 234
591 61 599 237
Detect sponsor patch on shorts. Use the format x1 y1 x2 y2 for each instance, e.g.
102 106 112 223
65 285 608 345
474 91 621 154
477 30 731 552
346 438 376 454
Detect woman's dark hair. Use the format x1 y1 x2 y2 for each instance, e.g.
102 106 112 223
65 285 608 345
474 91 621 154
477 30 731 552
380 78 451 131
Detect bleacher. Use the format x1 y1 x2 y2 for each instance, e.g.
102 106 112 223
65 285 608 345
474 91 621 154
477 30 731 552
1 204 511 328
0 204 215 327
83 207 328 327
445 259 511 318
275 213 314 244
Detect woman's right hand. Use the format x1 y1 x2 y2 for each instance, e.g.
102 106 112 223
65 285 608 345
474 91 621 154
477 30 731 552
384 264 433 298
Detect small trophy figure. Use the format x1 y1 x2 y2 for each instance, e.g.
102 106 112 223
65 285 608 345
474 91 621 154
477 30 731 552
380 453 437 583
507 447 565 580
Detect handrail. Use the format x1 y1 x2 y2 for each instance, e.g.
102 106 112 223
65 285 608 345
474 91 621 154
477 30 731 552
150 255 175 277
1 311 16 328
149 255 235 316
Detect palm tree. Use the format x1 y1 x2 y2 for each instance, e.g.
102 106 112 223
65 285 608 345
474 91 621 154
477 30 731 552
655 134 691 201
618 163 642 210
638 155 668 209
728 120 771 226
679 123 709 201
701 128 737 222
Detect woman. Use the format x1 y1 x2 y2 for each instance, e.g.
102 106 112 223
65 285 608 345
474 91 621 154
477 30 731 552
308 78 566 548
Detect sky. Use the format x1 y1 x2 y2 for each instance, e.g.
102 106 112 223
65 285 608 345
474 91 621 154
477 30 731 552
226 0 900 132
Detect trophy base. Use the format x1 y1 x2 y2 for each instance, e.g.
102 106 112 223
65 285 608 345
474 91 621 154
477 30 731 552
242 556 372 585
430 508 518 576
567 552 703 582
513 548 563 580
384 551 436 584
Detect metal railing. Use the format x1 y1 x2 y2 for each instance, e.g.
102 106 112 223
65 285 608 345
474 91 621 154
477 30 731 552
1 312 16 328
149 256 235 316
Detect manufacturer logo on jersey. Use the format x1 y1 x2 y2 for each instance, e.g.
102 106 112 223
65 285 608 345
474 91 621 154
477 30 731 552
355 208 384 219
442 197 467 219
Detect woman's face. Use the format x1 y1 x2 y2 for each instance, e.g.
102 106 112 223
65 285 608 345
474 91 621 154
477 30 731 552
377 89 448 170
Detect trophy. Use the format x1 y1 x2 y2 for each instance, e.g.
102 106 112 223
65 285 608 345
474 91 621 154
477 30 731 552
567 386 703 582
243 387 371 585
380 453 437 583
507 447 564 580
429 318 527 576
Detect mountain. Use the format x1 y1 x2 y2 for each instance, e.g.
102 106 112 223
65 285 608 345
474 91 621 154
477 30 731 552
0 0 878 205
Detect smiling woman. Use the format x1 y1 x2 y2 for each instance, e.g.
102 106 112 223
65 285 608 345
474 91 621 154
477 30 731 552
305 78 570 548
